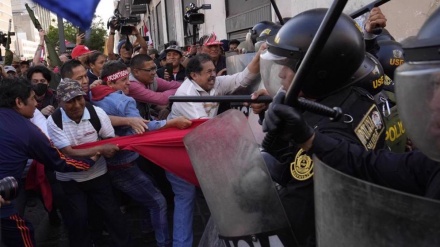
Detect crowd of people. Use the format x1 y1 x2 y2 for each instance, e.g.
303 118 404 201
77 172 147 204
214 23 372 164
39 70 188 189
1 3 440 247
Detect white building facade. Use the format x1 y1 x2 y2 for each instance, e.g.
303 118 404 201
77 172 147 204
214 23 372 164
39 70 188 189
117 0 439 51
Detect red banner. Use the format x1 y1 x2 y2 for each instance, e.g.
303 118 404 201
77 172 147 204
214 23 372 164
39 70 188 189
74 119 207 186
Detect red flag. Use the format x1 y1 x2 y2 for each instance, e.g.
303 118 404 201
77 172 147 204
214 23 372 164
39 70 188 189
74 119 208 186
25 161 53 211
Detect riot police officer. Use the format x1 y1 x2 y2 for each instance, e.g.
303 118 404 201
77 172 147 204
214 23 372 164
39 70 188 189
259 8 387 246
263 5 440 243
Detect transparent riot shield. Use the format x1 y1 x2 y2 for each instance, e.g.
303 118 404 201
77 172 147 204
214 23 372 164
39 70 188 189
313 156 440 247
226 52 266 144
226 53 262 95
185 110 296 247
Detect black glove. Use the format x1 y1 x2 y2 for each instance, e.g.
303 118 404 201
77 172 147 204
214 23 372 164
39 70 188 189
262 91 314 144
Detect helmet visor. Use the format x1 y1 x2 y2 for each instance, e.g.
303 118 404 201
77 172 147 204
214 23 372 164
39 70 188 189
395 61 440 161
260 50 298 97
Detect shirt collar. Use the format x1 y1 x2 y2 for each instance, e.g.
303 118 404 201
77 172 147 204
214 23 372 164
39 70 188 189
61 107 90 123
190 79 208 93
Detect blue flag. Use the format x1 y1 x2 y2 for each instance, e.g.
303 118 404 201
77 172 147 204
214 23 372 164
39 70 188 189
32 0 100 30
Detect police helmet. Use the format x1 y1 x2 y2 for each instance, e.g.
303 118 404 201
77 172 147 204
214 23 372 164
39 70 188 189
260 8 365 99
375 40 404 80
352 52 386 96
254 25 282 51
251 21 278 44
395 6 440 161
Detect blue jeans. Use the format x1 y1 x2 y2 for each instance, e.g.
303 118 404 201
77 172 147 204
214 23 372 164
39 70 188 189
166 171 196 247
109 164 171 247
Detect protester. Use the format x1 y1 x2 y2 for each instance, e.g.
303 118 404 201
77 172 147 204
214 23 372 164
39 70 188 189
156 45 186 82
0 78 108 246
27 65 58 117
229 39 240 52
91 60 192 247
128 54 181 120
46 78 129 247
200 33 227 76
19 60 30 78
86 52 106 84
166 43 264 246
71 44 95 68
4 66 17 78
60 59 91 96
106 24 149 66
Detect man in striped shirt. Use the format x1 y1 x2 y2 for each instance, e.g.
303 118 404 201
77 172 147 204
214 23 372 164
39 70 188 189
47 79 129 247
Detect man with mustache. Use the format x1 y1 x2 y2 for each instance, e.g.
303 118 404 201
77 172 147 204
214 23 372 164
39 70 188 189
166 47 264 247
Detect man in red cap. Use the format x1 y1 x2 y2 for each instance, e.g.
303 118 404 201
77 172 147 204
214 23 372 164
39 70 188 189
201 33 227 76
71 44 95 67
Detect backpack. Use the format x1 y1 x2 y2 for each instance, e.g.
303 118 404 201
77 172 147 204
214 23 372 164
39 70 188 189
52 102 101 133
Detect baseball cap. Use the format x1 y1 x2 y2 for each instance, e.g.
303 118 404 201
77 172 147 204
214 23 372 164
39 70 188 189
118 40 131 54
57 78 86 102
71 45 94 59
4 66 16 73
165 45 183 56
203 33 223 46
158 51 166 61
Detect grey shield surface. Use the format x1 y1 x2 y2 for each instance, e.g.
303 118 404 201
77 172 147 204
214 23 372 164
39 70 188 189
198 218 226 247
226 53 262 95
313 156 440 247
184 109 291 238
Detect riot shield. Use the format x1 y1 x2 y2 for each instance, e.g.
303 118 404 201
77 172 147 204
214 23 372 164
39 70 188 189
313 156 440 247
226 53 262 96
226 53 265 144
184 109 296 247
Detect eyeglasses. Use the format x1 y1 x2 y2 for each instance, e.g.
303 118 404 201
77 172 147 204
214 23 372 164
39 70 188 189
137 67 157 73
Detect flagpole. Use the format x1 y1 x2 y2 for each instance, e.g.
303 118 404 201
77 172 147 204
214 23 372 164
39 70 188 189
57 15 66 53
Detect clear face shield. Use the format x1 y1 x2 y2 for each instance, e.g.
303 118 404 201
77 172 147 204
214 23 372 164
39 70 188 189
260 50 300 96
395 61 440 161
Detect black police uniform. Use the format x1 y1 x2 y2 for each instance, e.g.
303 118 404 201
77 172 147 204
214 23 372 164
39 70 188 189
310 132 440 198
263 86 386 246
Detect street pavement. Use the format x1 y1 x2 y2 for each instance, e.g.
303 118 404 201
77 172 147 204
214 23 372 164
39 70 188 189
24 189 210 247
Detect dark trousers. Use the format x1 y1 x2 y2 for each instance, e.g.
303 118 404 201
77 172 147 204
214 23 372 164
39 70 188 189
1 214 36 247
58 173 130 247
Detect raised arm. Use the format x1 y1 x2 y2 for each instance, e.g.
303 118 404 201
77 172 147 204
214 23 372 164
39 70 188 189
33 29 45 66
132 28 149 55
107 26 117 61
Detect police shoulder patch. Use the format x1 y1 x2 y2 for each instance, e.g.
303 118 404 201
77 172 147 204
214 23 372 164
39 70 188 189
290 149 314 181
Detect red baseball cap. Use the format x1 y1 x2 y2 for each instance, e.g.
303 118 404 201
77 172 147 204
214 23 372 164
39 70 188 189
203 33 223 46
71 45 95 59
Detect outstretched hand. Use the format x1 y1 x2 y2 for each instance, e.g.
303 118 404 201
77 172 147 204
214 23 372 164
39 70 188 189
168 116 192 129
97 144 120 158
128 117 149 134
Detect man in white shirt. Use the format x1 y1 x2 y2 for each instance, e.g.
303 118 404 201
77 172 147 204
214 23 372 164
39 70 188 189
167 46 264 247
